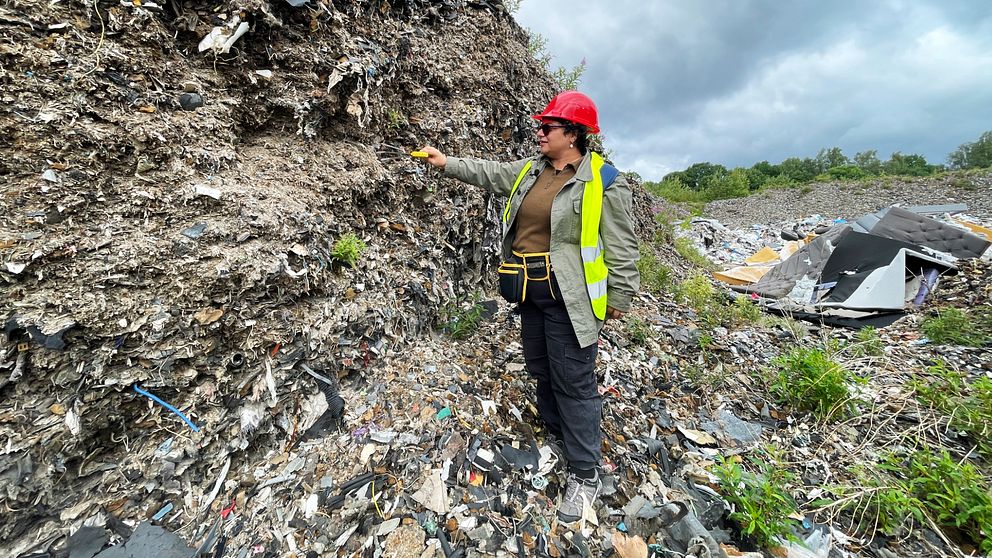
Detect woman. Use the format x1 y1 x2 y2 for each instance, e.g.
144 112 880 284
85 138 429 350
420 90 639 522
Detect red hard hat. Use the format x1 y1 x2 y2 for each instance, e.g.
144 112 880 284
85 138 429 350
532 90 600 134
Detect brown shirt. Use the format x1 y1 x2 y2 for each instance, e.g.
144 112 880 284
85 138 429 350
512 159 579 254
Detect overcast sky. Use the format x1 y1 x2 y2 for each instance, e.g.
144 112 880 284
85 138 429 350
514 1 992 181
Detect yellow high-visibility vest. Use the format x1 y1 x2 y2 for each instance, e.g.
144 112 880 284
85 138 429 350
503 153 615 320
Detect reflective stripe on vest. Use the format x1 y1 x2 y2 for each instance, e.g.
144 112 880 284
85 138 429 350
504 153 611 320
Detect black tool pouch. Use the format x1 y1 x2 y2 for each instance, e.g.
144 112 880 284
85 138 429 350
497 261 526 304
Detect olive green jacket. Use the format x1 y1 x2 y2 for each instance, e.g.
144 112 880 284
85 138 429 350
445 151 640 348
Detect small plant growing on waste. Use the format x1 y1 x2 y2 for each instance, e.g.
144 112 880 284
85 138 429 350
674 237 715 270
847 326 885 357
331 232 366 268
911 360 992 454
921 306 992 347
826 459 925 537
714 448 800 548
675 274 716 315
637 243 672 293
440 296 486 340
624 315 651 346
770 346 863 421
901 450 992 553
836 449 992 553
729 295 763 325
386 108 407 130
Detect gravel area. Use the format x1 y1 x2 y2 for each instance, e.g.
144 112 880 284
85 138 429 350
704 171 992 227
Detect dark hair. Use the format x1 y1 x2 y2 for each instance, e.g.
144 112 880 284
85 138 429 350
563 121 589 154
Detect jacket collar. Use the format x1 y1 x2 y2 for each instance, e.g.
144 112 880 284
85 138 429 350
538 151 595 182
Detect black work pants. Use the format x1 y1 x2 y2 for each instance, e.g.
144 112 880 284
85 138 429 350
519 271 601 471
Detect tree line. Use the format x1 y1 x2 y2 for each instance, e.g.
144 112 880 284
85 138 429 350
648 130 992 202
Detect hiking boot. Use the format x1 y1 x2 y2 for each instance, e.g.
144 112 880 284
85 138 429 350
556 470 602 523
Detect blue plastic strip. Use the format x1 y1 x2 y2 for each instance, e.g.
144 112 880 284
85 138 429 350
152 502 174 521
133 385 201 432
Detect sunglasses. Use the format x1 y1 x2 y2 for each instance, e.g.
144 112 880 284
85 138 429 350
537 123 568 135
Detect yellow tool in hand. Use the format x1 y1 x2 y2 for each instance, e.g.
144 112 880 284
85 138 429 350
410 151 429 158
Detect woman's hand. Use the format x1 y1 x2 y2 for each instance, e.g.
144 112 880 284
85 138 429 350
606 306 624 320
419 146 447 169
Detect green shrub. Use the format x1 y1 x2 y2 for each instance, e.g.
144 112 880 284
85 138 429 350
331 232 366 268
704 168 751 201
770 346 863 420
675 274 716 315
637 243 672 293
921 307 992 346
714 449 799 548
625 315 651 346
902 450 992 553
911 361 992 454
833 449 992 552
730 295 763 325
758 175 796 190
826 165 869 180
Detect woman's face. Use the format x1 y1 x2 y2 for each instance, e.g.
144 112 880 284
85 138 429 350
537 119 577 158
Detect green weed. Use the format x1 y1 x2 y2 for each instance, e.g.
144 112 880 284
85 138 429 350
386 108 407 130
847 326 885 358
830 461 924 536
682 361 725 389
674 237 714 269
770 346 863 421
911 361 992 454
730 295 763 325
439 296 486 340
637 243 673 294
842 450 992 553
675 276 761 330
625 315 651 346
331 232 366 268
714 448 800 548
675 274 716 315
901 450 992 553
921 307 992 346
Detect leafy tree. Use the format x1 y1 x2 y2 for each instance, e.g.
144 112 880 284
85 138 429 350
948 131 992 169
740 167 769 191
884 152 936 177
778 157 819 182
853 150 882 175
815 147 849 172
826 165 868 180
751 160 780 177
706 168 750 200
665 162 728 191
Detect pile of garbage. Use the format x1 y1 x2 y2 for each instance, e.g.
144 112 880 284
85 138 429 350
4 0 992 557
690 203 992 328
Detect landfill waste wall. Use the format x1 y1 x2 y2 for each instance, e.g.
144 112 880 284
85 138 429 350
1 0 673 553
7 1 990 557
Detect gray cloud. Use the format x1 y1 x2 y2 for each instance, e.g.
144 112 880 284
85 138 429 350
515 1 992 180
